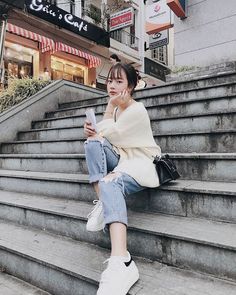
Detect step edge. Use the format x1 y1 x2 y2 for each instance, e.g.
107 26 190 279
0 199 235 251
53 93 236 114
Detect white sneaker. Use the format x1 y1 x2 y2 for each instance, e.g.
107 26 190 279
97 252 139 295
86 200 105 231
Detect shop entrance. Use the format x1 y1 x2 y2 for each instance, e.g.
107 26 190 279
51 56 85 84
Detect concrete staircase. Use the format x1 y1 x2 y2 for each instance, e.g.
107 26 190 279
0 68 235 294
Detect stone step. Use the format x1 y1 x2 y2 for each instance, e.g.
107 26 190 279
0 221 236 295
17 127 236 153
0 154 87 174
151 111 236 134
135 80 236 102
30 110 236 134
48 94 236 120
18 127 85 141
31 114 103 130
59 73 236 109
0 201 236 282
46 103 106 119
0 272 51 295
0 139 85 154
0 153 235 182
0 171 235 223
171 153 236 182
0 170 92 200
150 180 236 223
166 61 236 82
156 130 236 153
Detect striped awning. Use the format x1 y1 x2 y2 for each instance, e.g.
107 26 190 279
54 42 101 68
6 23 54 52
6 24 101 68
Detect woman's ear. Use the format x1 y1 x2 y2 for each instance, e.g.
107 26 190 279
127 86 133 94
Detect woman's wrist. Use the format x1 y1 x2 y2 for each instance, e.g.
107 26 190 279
105 102 115 113
107 100 116 109
103 103 115 119
103 110 113 116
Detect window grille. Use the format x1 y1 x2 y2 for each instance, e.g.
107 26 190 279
151 46 168 65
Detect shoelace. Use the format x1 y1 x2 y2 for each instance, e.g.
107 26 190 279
87 199 101 218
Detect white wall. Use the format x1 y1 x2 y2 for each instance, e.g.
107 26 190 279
174 0 236 66
57 0 70 13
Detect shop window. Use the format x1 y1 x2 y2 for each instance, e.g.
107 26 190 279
130 9 136 45
81 0 85 10
51 57 85 84
4 46 34 84
70 0 75 14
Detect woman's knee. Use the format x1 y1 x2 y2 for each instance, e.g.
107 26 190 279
98 174 125 208
84 138 104 154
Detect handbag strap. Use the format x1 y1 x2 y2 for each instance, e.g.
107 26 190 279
114 107 118 122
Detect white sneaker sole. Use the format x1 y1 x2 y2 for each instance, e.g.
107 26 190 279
86 224 104 232
123 270 139 294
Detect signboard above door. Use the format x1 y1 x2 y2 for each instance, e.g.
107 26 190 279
110 7 134 31
25 0 110 47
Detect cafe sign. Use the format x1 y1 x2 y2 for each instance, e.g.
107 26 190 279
25 0 110 47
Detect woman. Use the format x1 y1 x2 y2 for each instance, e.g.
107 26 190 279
109 53 121 65
84 63 161 295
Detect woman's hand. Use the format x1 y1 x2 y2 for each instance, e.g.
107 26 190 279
84 120 97 138
109 89 131 107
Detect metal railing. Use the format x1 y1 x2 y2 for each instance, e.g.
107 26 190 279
110 30 139 51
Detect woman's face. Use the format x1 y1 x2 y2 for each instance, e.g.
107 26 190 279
109 57 117 65
107 69 130 97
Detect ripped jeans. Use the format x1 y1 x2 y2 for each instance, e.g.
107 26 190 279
84 138 144 226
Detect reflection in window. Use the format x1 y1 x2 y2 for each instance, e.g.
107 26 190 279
51 57 85 84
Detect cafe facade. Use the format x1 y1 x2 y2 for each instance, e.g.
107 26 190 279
3 0 110 87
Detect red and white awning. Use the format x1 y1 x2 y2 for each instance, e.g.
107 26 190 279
54 42 101 68
6 23 54 52
6 23 102 68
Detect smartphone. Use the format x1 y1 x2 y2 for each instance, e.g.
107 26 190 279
85 108 97 132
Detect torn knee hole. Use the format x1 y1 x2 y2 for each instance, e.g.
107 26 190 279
101 172 122 183
85 136 105 144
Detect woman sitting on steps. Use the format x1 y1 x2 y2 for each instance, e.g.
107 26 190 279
83 63 161 295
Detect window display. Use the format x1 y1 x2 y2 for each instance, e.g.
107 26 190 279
51 56 85 84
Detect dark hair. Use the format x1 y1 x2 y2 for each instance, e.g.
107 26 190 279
135 69 141 80
106 63 138 95
110 54 121 62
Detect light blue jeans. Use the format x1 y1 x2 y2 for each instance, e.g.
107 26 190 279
84 138 144 226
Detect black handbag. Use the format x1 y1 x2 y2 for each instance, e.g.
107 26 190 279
153 154 180 185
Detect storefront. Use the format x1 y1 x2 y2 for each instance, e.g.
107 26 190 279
51 56 85 84
3 23 102 87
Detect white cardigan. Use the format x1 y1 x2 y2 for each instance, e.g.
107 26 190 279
97 102 161 187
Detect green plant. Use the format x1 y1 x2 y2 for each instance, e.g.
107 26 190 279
171 65 199 74
0 77 51 113
87 4 102 24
